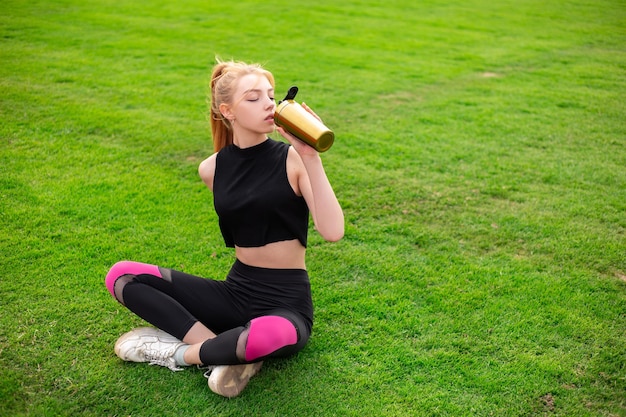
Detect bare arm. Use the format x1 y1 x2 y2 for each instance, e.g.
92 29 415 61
300 151 344 242
198 153 217 191
277 104 344 242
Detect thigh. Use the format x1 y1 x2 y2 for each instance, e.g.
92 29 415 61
135 268 250 334
230 260 314 331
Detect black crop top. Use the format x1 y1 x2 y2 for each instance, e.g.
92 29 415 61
213 138 309 248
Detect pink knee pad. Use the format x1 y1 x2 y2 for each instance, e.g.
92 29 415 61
104 260 162 298
245 316 298 362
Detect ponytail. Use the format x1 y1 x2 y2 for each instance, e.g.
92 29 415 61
209 62 233 153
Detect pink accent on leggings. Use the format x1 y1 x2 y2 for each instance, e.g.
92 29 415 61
245 315 298 362
105 260 162 298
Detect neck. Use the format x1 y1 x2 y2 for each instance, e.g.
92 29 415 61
232 128 268 149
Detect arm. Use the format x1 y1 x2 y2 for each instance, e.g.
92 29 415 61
299 151 345 242
198 153 217 191
277 104 344 242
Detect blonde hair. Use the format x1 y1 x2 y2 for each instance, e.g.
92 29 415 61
209 59 275 153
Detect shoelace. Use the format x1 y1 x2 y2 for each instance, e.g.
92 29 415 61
201 365 217 380
144 348 183 372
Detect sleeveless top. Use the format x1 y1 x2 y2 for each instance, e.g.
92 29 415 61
213 138 309 248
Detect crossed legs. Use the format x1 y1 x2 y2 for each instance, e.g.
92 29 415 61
105 261 308 366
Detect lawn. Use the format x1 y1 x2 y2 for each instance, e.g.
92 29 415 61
1 0 625 416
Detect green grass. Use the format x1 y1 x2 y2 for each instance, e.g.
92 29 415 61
1 0 625 415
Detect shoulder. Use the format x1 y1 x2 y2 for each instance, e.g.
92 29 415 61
285 145 308 196
286 145 305 170
198 153 218 190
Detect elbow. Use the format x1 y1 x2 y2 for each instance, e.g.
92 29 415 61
322 226 344 242
326 232 344 242
314 211 345 242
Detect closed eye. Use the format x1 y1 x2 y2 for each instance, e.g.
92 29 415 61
243 87 275 102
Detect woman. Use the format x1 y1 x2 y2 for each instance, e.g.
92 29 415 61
105 60 344 398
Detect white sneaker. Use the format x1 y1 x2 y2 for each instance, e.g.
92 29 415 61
114 327 187 372
207 362 263 398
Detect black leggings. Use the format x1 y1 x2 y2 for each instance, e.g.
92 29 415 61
105 259 313 365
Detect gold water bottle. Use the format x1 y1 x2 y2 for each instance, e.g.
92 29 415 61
274 86 335 152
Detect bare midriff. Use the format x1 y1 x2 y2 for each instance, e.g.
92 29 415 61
235 239 307 270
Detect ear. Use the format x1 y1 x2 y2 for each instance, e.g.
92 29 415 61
219 103 234 121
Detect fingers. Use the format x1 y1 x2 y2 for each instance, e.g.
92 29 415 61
301 102 322 122
276 126 318 156
275 126 294 141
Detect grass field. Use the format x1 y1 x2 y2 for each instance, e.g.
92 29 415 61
1 0 625 415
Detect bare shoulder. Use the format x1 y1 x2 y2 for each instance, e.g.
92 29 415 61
286 145 308 197
286 145 305 171
198 153 218 190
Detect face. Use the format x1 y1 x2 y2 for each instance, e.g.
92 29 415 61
222 73 276 137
